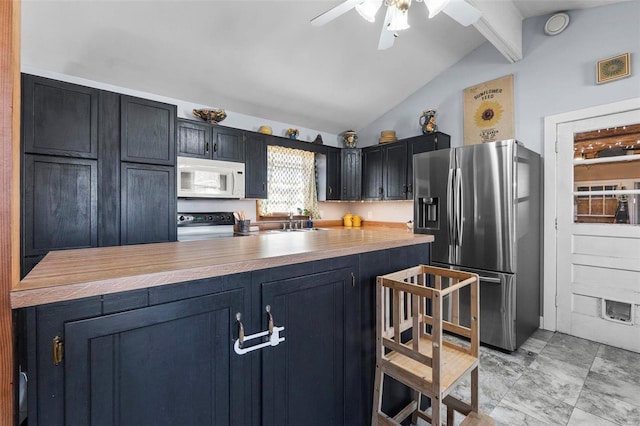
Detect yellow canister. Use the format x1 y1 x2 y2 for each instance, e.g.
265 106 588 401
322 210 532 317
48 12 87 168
352 215 362 227
343 213 353 227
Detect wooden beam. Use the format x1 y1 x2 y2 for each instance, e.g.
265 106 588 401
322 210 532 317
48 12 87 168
0 0 20 423
470 0 523 63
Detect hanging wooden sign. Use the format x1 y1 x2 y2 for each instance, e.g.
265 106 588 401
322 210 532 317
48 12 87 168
463 74 515 145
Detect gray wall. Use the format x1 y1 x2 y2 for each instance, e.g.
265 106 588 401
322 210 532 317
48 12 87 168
358 2 640 154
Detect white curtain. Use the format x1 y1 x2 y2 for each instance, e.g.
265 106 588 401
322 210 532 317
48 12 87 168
258 145 320 218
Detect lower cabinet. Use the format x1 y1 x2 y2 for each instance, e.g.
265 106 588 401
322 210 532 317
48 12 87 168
64 289 245 426
21 245 430 426
259 266 360 426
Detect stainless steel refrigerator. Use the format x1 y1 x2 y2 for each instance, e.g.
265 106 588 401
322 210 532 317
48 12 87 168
413 140 541 351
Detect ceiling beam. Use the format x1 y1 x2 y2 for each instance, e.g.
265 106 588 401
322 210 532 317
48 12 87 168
470 0 523 62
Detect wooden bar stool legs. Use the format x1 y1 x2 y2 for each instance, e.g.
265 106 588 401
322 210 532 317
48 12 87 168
371 265 494 426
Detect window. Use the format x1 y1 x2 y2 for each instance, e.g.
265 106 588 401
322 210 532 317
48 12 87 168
258 145 320 218
573 124 640 225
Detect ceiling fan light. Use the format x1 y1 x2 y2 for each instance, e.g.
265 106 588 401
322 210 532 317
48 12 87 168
355 0 383 23
387 7 410 31
424 0 450 18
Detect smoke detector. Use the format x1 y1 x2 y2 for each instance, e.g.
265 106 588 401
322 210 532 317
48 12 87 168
544 12 570 36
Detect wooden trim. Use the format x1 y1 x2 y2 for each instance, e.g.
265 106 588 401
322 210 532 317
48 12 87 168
0 0 20 423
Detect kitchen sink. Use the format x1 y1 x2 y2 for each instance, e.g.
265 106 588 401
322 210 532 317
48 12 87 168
266 228 328 233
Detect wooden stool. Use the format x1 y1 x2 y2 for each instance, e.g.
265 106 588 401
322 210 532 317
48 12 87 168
371 265 494 426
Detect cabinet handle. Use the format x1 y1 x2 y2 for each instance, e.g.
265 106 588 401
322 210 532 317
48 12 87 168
206 142 209 153
53 335 64 366
328 186 333 196
379 187 384 195
266 304 274 335
236 313 245 345
351 272 356 288
214 143 218 153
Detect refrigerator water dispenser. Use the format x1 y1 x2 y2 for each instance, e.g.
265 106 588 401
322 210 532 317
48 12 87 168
417 197 439 228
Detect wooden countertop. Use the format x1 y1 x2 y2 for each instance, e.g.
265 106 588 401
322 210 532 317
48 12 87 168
12 229 433 308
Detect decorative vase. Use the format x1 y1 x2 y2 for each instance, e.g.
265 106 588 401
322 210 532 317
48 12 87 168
419 109 437 134
342 130 358 148
286 128 299 139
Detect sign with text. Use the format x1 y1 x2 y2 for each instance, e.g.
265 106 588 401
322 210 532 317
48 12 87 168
463 74 514 145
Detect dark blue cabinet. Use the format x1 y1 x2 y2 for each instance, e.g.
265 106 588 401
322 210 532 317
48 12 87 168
22 245 431 426
259 266 359 426
64 289 245 426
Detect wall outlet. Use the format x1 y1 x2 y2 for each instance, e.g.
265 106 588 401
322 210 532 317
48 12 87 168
367 211 373 219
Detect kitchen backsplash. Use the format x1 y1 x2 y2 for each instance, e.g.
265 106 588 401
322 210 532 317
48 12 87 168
177 199 413 223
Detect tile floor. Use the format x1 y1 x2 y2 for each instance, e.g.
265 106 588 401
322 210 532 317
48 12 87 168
424 329 640 426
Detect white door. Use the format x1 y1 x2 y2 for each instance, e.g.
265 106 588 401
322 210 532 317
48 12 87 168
556 110 640 352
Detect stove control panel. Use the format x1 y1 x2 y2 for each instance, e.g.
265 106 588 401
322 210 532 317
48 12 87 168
177 212 235 226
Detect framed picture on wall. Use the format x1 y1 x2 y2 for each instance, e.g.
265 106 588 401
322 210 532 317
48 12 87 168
463 74 515 145
597 53 631 84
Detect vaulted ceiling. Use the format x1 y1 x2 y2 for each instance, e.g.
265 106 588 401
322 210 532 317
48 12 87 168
21 0 627 134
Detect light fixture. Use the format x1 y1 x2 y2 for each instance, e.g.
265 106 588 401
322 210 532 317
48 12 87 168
387 0 411 31
424 0 450 18
387 8 410 30
356 0 383 22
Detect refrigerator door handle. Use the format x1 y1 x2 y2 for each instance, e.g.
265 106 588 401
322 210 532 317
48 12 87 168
447 168 455 244
478 276 501 284
456 167 463 246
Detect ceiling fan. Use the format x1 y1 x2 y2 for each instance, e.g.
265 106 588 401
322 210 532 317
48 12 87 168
311 0 482 50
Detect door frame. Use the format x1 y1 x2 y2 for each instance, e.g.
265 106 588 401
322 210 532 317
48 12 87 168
542 97 640 331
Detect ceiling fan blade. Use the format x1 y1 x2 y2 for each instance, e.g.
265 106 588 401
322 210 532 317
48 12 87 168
378 7 396 50
442 0 481 26
311 0 363 26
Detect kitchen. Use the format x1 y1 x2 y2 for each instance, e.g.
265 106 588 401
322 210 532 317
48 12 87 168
1 1 640 425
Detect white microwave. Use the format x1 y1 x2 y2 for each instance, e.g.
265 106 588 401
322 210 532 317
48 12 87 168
177 156 245 199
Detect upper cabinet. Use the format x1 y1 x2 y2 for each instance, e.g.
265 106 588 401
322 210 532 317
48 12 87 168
121 95 176 166
177 120 245 163
341 148 362 201
362 142 408 201
244 132 268 199
325 146 342 201
22 74 99 159
176 119 211 159
363 132 450 201
212 127 245 162
405 132 451 199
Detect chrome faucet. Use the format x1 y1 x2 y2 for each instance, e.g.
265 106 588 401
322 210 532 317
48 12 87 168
288 212 294 229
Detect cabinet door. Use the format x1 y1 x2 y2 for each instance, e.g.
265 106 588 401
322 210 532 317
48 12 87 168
177 119 212 159
362 145 383 200
121 163 176 245
64 289 246 426
261 267 360 426
212 127 245 162
405 132 450 199
383 142 408 200
326 147 341 200
245 132 268 199
22 74 98 158
341 148 361 201
121 95 176 165
23 155 98 257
